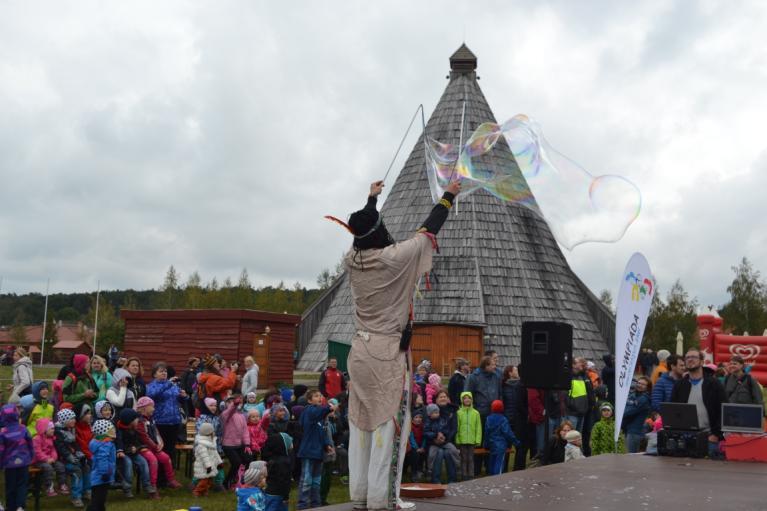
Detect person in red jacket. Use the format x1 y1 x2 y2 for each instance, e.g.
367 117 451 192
318 357 346 400
527 388 545 460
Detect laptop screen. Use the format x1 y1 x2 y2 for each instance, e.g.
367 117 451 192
660 402 700 430
721 403 764 433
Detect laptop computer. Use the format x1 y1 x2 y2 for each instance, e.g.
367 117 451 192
721 403 765 434
660 402 700 430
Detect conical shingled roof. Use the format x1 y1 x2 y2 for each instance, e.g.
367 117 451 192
298 46 614 371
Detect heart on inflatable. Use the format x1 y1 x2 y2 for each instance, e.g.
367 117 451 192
729 344 761 360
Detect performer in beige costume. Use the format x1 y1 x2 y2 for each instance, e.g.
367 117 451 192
343 180 460 511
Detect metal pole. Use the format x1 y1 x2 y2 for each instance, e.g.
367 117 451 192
93 280 100 356
40 278 50 366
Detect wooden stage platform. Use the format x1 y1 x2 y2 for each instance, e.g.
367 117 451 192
322 454 767 511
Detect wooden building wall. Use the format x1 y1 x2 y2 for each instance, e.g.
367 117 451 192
411 324 483 377
122 309 300 389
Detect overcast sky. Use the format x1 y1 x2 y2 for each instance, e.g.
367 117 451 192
1 1 766 310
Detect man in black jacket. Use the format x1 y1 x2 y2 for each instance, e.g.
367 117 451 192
448 358 469 406
670 348 727 458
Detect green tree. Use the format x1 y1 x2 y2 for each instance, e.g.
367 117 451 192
183 271 204 309
598 289 614 313
719 257 767 335
644 280 698 352
55 306 81 322
10 314 27 344
86 297 125 353
160 265 180 309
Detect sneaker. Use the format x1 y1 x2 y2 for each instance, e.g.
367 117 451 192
145 485 157 495
46 485 58 497
397 498 416 510
59 484 70 495
71 499 84 508
123 489 134 498
166 480 182 490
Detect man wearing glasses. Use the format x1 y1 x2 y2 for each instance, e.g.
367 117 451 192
670 348 727 458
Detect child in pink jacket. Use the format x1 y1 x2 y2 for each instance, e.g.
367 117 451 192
221 395 251 489
426 373 442 405
246 409 268 454
33 417 68 496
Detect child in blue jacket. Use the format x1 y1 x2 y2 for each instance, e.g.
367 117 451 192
297 390 331 510
236 460 268 510
484 400 520 475
88 419 117 511
423 392 460 483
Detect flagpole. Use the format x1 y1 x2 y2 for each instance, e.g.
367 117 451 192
40 278 50 366
93 280 100 356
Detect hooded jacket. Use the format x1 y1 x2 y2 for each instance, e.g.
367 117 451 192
106 368 136 416
146 377 183 425
193 431 223 480
0 404 34 468
33 418 58 463
589 415 626 455
651 372 677 412
221 400 250 448
465 369 502 417
261 432 293 498
27 381 54 437
63 354 98 407
247 416 268 452
484 411 520 453
622 390 651 435
297 403 331 460
455 391 482 446
10 356 33 403
89 437 116 485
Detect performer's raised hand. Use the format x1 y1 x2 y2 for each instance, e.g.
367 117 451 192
370 180 385 197
446 180 461 196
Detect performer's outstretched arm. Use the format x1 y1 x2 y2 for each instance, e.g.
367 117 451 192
419 181 462 235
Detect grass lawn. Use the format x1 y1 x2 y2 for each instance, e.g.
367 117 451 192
0 471 352 511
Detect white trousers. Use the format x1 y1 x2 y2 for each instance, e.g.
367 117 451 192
349 409 412 510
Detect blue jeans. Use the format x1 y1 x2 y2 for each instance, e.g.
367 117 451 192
535 423 546 456
708 441 723 460
66 462 84 499
297 458 322 509
626 433 643 453
488 450 507 476
430 447 457 483
120 454 150 490
565 415 584 433
265 494 288 511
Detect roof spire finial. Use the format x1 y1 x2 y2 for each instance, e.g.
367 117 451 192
449 43 477 79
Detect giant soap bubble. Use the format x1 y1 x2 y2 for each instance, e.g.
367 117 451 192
425 114 641 250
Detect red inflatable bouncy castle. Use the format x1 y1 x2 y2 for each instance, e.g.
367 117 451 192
697 310 767 385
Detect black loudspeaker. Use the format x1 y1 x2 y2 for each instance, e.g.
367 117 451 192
519 321 573 390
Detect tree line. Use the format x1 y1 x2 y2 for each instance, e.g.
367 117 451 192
1 266 327 350
599 257 767 353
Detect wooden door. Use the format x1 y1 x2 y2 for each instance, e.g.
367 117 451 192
252 333 270 387
412 324 483 377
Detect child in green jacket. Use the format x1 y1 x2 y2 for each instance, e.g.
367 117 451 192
589 402 626 455
455 391 481 481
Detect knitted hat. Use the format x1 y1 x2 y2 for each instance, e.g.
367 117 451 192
57 408 76 424
491 400 504 414
280 388 293 403
204 397 217 409
599 402 614 412
246 392 257 401
198 422 215 436
428 373 441 386
328 398 339 408
241 460 268 486
92 419 114 439
657 349 671 361
203 354 218 370
426 404 439 416
118 408 139 425
412 408 425 418
94 400 113 419
565 430 582 442
136 396 154 409
2 404 19 424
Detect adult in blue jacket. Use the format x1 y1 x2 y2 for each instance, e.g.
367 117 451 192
651 354 685 412
623 376 652 453
146 362 188 461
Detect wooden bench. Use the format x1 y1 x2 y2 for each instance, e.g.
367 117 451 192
473 447 513 456
28 466 42 511
174 419 197 479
